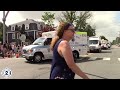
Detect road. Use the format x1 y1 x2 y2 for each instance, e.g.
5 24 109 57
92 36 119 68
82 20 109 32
0 45 120 79
75 45 120 79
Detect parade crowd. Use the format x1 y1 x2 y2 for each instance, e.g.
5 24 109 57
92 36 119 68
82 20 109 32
0 42 24 58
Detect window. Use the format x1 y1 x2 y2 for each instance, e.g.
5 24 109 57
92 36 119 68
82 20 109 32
11 26 15 31
25 24 29 30
32 37 45 45
17 33 20 39
18 26 22 30
44 38 52 46
12 33 15 39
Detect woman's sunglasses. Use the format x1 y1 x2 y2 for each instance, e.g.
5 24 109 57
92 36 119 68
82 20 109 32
68 29 75 33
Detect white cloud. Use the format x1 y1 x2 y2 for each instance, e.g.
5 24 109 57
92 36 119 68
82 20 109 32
87 11 120 42
0 11 120 42
6 11 24 25
0 11 24 25
18 11 61 26
0 11 61 26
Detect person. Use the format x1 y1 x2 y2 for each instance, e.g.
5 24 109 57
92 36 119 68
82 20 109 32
49 22 89 79
7 44 13 58
0 42 4 58
3 43 7 57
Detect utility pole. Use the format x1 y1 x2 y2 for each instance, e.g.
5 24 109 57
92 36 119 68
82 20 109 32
2 11 9 44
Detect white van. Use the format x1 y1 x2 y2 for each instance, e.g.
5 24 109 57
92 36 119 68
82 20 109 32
89 36 102 53
22 31 81 63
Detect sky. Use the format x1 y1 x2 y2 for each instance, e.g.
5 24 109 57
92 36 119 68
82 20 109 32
0 11 120 42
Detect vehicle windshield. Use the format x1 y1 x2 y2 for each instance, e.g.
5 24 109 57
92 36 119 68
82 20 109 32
32 37 45 45
89 40 98 44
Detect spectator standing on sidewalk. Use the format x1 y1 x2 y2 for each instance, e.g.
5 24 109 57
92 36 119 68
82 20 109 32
0 42 4 58
3 43 7 57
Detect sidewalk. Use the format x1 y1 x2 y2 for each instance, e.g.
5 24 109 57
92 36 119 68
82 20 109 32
0 55 24 59
111 45 120 48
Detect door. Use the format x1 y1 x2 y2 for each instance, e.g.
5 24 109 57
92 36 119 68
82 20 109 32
44 38 52 59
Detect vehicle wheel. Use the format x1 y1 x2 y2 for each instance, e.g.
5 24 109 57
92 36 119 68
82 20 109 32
33 53 42 63
73 51 79 61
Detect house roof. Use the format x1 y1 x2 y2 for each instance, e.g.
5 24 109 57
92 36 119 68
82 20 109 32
9 19 45 26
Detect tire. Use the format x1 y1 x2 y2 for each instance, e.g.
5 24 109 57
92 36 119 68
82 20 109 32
33 53 42 63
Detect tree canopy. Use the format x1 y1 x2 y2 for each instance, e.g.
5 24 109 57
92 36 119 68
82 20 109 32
58 11 96 37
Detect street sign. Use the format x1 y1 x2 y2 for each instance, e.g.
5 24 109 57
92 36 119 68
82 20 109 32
19 34 26 42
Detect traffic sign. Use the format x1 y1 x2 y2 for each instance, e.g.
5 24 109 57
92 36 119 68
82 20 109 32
19 34 26 42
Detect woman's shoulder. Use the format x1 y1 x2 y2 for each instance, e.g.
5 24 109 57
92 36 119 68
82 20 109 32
59 40 69 47
61 40 69 44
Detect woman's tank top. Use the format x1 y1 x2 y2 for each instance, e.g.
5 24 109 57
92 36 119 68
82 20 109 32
50 39 75 79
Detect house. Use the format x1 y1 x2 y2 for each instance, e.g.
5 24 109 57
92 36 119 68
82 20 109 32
6 19 46 45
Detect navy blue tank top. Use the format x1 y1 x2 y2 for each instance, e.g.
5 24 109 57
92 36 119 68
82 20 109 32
50 39 75 79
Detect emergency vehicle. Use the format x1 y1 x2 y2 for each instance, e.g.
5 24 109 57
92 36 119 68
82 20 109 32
22 31 88 63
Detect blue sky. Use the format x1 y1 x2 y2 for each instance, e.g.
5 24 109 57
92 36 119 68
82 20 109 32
0 11 120 42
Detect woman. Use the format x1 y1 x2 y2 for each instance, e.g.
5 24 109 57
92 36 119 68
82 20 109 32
49 22 89 79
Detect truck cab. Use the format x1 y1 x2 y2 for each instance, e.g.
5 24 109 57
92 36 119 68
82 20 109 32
89 36 102 53
22 37 52 63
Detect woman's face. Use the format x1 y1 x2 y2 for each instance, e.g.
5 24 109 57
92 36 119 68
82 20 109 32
64 25 75 39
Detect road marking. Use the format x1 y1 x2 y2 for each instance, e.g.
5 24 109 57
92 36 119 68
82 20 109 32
79 57 120 62
88 57 97 60
79 57 120 61
88 53 94 56
103 57 110 61
80 55 88 57
118 58 120 61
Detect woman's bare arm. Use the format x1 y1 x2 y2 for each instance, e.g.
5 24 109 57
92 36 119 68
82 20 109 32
58 41 89 79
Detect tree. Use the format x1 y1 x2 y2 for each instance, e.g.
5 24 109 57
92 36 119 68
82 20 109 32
0 22 8 43
42 24 55 32
58 11 77 23
41 12 55 27
115 37 120 44
112 40 116 45
58 11 95 37
85 24 96 36
118 37 120 44
75 11 92 30
100 36 108 41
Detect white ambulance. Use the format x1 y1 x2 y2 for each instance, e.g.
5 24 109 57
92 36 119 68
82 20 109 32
22 31 87 63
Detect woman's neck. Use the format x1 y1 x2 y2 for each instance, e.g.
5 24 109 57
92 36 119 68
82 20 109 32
62 36 71 42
